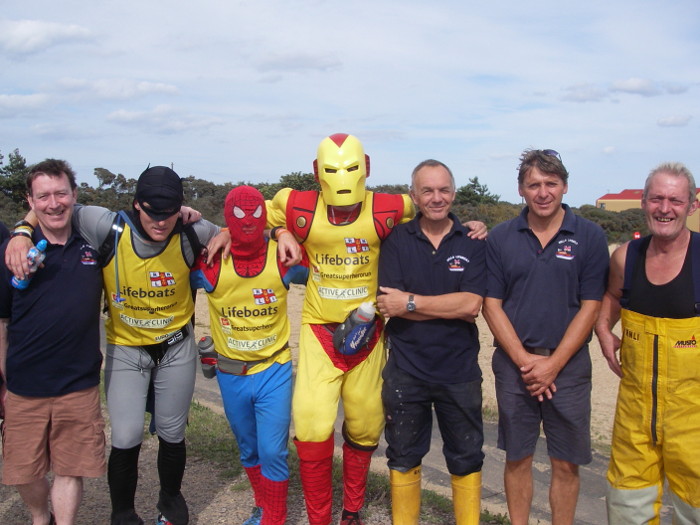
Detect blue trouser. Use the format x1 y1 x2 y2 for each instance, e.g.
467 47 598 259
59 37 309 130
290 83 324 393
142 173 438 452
217 361 292 482
382 356 484 476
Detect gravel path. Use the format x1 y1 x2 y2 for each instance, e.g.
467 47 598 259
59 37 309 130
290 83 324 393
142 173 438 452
0 430 396 525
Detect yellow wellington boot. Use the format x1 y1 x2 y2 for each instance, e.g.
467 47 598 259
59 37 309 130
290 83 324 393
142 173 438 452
451 471 482 525
390 466 422 525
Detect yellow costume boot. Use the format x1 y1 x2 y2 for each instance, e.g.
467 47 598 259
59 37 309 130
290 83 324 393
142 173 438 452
390 466 421 525
452 471 481 525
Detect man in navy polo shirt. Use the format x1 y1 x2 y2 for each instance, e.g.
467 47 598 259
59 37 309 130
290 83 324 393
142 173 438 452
377 159 486 525
0 159 105 525
483 149 609 525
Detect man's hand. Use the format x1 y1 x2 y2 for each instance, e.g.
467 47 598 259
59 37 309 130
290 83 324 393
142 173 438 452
276 231 302 267
206 229 231 265
180 206 202 224
5 236 34 280
520 355 559 401
597 330 622 378
464 220 488 240
377 286 411 318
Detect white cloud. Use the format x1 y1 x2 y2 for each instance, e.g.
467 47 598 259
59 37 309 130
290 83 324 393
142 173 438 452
0 93 50 116
657 115 692 127
664 83 690 95
610 77 661 97
0 19 92 55
56 78 180 100
257 53 342 74
561 83 608 103
107 105 224 134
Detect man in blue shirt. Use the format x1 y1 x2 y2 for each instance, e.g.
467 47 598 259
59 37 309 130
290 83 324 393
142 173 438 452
378 159 486 525
483 149 609 525
0 159 105 525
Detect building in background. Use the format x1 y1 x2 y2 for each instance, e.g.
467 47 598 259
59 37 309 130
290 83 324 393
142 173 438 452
596 189 700 232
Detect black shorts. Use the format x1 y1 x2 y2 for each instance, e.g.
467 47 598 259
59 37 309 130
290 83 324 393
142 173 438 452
492 347 592 465
381 356 484 475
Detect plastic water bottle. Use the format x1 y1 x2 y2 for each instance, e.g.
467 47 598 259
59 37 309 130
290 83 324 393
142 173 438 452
11 239 48 290
197 336 217 378
333 301 376 355
350 301 375 325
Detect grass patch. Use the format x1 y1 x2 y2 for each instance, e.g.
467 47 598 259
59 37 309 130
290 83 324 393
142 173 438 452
185 399 512 524
186 401 242 479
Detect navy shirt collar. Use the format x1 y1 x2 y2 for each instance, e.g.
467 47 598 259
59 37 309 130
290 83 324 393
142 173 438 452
515 203 576 234
407 211 468 239
33 225 80 247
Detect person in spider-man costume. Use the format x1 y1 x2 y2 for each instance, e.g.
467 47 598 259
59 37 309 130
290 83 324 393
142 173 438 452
191 185 308 525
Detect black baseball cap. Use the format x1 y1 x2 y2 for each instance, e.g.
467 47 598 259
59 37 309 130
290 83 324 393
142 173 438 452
134 166 184 221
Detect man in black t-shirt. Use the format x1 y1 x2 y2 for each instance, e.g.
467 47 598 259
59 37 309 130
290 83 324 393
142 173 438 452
377 159 486 525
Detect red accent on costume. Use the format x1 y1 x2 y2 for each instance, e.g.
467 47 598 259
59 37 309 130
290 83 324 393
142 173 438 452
309 318 383 372
285 190 403 243
244 465 264 508
285 190 318 242
342 443 374 513
261 476 288 525
372 193 406 240
295 437 335 525
329 133 350 147
192 252 222 288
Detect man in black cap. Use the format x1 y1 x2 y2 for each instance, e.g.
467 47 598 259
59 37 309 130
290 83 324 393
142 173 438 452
6 166 220 525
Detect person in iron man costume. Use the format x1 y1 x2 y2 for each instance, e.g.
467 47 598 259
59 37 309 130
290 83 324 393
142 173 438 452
265 133 485 525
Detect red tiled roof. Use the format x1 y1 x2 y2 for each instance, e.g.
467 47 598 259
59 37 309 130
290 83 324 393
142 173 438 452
597 189 643 201
597 188 700 201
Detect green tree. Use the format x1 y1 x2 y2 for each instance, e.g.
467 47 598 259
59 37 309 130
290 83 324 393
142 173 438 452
368 183 409 195
78 168 138 210
455 176 500 206
0 149 29 206
278 171 319 192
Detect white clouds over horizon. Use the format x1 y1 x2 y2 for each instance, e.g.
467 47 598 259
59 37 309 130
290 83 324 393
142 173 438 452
1 0 699 206
0 19 92 55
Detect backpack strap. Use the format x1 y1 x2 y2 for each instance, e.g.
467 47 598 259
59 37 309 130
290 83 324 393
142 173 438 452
180 223 203 268
98 211 130 267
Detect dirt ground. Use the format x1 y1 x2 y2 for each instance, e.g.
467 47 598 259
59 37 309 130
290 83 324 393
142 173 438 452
0 284 620 524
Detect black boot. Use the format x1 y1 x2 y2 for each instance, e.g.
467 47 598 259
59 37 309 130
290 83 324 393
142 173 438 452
156 437 189 525
108 444 144 525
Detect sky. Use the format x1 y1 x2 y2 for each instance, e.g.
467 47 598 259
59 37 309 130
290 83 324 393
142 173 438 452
1 0 699 207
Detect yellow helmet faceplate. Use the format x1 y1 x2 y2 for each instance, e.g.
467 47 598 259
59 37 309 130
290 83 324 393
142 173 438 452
314 133 369 206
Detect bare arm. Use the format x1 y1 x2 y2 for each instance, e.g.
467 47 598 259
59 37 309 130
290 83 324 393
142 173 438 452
377 286 482 322
204 228 302 267
5 210 38 278
275 230 302 267
0 318 8 419
594 244 627 377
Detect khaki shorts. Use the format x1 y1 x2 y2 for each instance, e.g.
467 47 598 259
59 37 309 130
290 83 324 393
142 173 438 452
2 386 106 485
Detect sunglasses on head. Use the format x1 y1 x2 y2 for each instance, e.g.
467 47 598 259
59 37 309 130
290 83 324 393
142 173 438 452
541 149 562 161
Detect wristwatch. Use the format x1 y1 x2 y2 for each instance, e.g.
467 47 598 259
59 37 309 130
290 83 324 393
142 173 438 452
406 295 416 313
